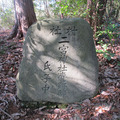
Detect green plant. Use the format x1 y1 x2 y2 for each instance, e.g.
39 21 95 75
53 0 87 18
95 22 119 60
0 8 14 29
96 40 115 61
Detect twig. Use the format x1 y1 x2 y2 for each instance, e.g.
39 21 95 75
39 106 47 111
0 99 8 105
0 108 13 120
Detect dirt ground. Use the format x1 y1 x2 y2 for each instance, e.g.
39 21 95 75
0 30 120 120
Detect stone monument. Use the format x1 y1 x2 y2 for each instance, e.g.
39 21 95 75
16 18 99 103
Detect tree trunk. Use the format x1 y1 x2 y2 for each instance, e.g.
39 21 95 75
7 0 37 40
115 6 120 20
86 0 93 26
44 0 50 18
97 0 107 27
86 0 107 33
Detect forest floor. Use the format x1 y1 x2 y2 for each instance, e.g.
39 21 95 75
0 30 120 120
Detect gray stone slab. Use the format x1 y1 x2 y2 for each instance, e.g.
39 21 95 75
16 18 99 103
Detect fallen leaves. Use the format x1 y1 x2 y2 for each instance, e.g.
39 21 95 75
0 30 120 119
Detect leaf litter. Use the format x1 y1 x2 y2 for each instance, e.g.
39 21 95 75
0 30 120 120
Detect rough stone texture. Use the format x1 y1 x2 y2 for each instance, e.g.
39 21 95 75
16 18 99 103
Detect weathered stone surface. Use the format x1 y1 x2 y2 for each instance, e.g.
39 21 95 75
16 18 99 103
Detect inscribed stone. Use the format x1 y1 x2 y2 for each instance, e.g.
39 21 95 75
16 18 99 103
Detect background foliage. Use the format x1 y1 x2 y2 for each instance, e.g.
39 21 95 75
0 0 14 30
0 0 120 29
0 0 119 61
